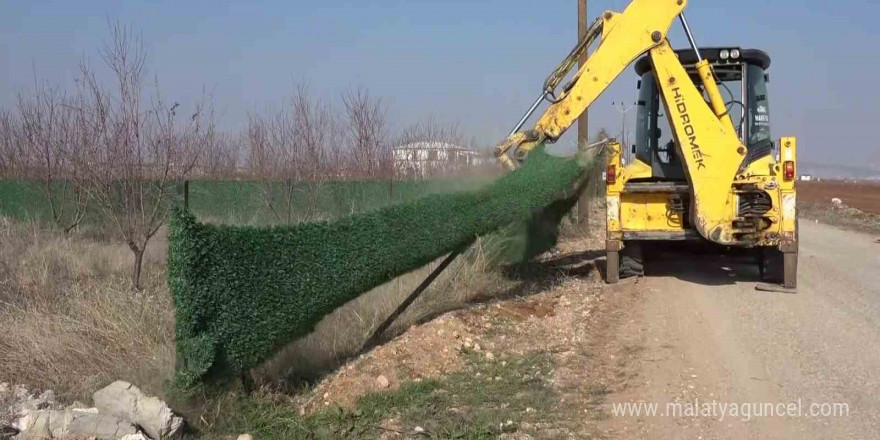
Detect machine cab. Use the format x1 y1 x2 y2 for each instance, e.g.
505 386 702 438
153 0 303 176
631 47 773 181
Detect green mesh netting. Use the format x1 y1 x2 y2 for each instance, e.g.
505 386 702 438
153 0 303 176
168 146 590 386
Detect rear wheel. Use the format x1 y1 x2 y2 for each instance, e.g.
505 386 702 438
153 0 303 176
759 216 799 289
758 247 798 288
620 241 645 278
758 247 784 283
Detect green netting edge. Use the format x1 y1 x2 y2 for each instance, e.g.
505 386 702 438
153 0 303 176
168 146 590 387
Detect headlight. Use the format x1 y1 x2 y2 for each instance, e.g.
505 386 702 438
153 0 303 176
730 49 741 59
719 49 730 60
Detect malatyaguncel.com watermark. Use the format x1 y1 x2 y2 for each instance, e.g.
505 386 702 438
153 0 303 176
611 399 850 421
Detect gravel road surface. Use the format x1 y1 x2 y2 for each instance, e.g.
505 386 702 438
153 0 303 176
605 221 879 439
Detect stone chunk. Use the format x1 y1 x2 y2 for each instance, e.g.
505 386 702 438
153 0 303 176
93 381 183 440
13 409 139 439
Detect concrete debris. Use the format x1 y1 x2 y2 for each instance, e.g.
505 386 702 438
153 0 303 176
831 197 844 207
498 434 534 440
2 383 65 439
65 401 92 411
12 409 139 439
2 382 184 440
93 381 184 440
236 434 253 440
8 386 61 413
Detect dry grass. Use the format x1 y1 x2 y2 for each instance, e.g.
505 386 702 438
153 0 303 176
0 216 514 402
0 217 175 402
0 213 569 405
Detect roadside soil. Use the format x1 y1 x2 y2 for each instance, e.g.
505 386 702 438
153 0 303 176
298 211 880 439
798 180 880 235
798 180 880 214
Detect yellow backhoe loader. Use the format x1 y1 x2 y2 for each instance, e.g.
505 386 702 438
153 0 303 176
495 0 798 289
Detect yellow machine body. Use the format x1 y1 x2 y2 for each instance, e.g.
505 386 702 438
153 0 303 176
493 0 798 287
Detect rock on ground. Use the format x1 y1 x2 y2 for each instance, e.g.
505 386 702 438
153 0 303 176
2 383 65 440
93 381 183 440
1 384 60 415
375 375 390 388
12 409 139 440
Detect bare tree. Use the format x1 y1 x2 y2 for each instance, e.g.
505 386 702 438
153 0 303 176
76 21 212 288
0 110 20 178
16 80 89 233
198 130 240 178
246 85 335 223
245 104 299 223
342 87 390 179
291 85 334 219
398 116 465 147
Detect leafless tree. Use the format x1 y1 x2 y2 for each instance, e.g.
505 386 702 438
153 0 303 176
245 103 299 223
291 85 335 219
0 110 20 178
342 87 390 179
246 85 336 223
198 130 240 178
16 80 89 233
397 116 466 147
75 21 213 288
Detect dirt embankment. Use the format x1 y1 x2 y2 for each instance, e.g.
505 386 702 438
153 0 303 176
798 180 880 235
798 180 880 214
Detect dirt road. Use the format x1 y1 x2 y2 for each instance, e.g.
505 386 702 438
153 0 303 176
604 221 880 439
295 219 878 439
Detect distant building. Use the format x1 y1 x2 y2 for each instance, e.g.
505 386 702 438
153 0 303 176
392 141 485 177
798 174 814 181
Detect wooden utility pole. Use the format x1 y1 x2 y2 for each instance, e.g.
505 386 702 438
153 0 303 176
576 0 591 226
577 0 589 149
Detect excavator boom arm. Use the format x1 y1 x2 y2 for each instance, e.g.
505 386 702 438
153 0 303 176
495 0 750 245
495 0 687 164
536 0 686 140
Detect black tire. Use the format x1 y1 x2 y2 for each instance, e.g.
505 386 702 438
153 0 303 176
620 241 645 278
759 247 784 283
606 250 620 284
